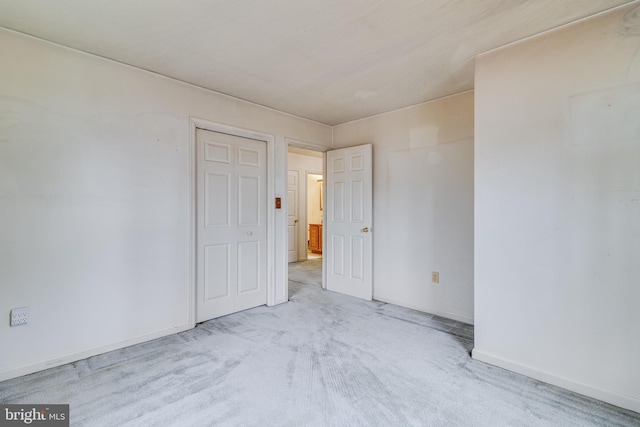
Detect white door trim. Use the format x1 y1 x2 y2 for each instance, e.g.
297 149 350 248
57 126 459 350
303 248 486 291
287 169 300 263
189 117 276 325
285 137 329 154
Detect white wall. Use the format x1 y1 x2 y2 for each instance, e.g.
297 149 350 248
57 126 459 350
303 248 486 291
473 3 640 412
0 28 332 381
333 92 475 324
287 152 323 260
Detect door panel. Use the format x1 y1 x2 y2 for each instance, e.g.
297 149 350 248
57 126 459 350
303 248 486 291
351 236 364 280
238 175 260 225
326 144 372 300
204 244 230 300
331 234 345 276
205 173 229 227
351 180 364 221
332 181 345 221
197 128 267 321
238 241 259 293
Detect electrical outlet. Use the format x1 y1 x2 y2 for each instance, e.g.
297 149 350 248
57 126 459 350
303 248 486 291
10 307 29 327
432 272 439 284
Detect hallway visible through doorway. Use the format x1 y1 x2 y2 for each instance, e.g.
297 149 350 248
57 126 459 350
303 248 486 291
288 146 324 264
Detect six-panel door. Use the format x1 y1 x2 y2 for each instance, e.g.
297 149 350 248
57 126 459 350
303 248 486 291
326 144 373 300
196 129 267 321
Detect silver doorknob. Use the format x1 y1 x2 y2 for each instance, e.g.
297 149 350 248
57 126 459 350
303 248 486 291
362 227 369 233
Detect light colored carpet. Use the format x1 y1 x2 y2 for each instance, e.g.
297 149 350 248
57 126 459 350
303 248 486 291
1 261 638 426
289 258 322 287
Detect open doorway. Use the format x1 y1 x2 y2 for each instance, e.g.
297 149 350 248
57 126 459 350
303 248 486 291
287 143 373 301
287 146 324 290
306 172 323 260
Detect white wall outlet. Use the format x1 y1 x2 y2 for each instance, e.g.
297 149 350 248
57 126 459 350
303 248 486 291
10 307 29 326
432 272 440 284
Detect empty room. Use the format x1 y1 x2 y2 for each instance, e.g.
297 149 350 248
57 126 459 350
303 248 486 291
1 1 639 425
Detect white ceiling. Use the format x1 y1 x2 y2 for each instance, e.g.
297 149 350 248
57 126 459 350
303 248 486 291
0 0 633 125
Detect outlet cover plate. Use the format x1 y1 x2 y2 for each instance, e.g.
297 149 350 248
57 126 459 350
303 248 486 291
10 307 29 326
432 272 439 284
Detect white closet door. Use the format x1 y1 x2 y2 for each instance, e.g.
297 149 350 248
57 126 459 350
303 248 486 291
196 128 267 321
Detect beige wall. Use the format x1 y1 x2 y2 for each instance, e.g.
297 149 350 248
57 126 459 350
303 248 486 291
287 152 323 260
333 91 475 324
474 3 640 412
0 28 331 381
307 174 323 227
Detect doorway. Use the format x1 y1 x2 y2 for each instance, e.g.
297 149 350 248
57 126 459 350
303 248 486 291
287 146 324 290
287 142 373 302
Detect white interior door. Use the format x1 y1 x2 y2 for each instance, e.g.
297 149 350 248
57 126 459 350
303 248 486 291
325 144 372 300
196 128 267 321
287 170 299 263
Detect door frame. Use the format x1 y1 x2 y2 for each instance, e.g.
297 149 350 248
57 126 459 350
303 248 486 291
190 117 276 325
287 169 300 263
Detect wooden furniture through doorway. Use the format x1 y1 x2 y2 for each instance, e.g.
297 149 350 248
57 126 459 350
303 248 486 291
309 223 322 254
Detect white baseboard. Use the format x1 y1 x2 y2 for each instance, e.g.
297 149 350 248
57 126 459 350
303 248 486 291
472 348 640 414
373 294 474 325
0 322 194 383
